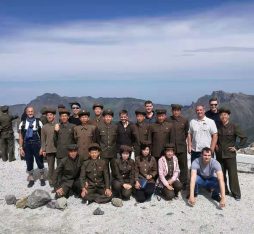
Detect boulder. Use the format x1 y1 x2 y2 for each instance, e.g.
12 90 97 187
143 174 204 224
27 189 51 209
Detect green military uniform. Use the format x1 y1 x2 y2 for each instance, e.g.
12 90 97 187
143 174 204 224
54 122 75 165
149 109 174 159
80 157 112 203
216 108 247 199
0 106 18 162
111 145 135 200
168 104 189 187
54 145 81 198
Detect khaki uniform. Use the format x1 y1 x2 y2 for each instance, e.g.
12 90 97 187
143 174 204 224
54 156 81 198
112 158 135 199
41 122 57 185
216 122 247 197
131 122 150 156
168 115 189 185
74 124 98 163
53 122 75 164
89 116 103 127
80 158 112 203
149 121 174 159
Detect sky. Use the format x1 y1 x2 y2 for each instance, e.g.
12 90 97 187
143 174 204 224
0 0 254 105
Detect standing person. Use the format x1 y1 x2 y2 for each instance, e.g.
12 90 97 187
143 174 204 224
69 102 81 125
116 110 133 156
188 147 226 208
134 141 157 203
80 143 112 204
0 105 18 162
188 105 218 163
216 107 247 201
111 145 135 200
157 144 182 200
131 108 150 157
40 107 57 187
54 144 81 199
149 109 174 160
40 107 48 125
97 109 118 171
90 103 104 127
54 109 75 165
18 106 45 188
168 104 189 189
144 100 156 124
205 97 221 127
74 110 98 164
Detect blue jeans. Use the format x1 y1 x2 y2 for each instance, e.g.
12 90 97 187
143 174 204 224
191 151 201 163
24 140 44 172
195 175 220 197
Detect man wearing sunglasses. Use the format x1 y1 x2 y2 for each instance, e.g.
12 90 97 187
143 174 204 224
205 97 221 127
69 102 81 126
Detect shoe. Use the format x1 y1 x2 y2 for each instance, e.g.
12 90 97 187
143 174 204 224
27 180 35 188
233 196 241 201
211 194 221 202
40 179 46 186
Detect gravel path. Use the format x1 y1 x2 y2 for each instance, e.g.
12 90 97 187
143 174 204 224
0 159 254 234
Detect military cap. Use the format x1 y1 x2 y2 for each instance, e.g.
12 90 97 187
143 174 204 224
171 104 183 110
93 103 104 110
135 108 146 116
102 109 114 117
69 102 81 108
164 143 175 151
44 107 56 114
140 141 152 149
218 107 231 115
78 110 90 117
67 144 78 151
58 104 66 109
40 107 48 115
155 109 167 115
1 105 9 112
119 145 133 153
59 108 70 116
88 143 101 151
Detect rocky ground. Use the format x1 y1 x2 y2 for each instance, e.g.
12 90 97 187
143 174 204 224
0 157 254 234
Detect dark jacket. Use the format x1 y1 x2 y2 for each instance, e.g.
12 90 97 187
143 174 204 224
168 115 189 153
80 158 110 189
69 116 81 126
216 122 247 159
0 112 18 137
116 121 134 151
97 122 118 159
135 156 157 183
112 158 135 185
54 122 75 159
205 110 221 127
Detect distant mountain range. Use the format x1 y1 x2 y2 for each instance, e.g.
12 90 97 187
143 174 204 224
5 90 254 144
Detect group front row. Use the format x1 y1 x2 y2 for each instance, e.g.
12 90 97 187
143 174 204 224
54 142 226 208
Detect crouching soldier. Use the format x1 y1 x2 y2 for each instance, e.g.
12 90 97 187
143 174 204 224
54 144 81 199
157 144 182 200
111 145 135 200
80 143 112 204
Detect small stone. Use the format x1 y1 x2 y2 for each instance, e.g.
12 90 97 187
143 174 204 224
5 195 17 205
111 198 123 207
16 197 28 209
166 212 174 216
55 197 67 210
93 207 104 215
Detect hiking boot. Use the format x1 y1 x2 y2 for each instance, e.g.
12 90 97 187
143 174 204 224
211 194 221 202
27 180 35 188
40 179 46 186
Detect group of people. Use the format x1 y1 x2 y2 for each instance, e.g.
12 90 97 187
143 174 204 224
0 98 247 208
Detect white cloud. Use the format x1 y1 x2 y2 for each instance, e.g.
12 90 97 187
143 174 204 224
0 2 254 81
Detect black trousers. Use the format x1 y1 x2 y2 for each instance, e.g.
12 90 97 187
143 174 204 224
135 183 155 203
162 180 183 200
56 179 81 199
175 151 188 185
112 180 132 200
217 157 241 197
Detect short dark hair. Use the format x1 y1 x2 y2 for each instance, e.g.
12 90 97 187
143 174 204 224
144 100 153 106
201 147 212 155
119 109 128 116
209 97 218 103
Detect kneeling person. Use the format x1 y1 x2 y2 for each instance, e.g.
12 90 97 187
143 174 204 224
112 145 135 200
80 143 112 204
157 144 182 200
188 147 226 208
54 144 81 198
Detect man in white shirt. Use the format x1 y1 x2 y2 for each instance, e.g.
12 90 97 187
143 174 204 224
188 105 218 162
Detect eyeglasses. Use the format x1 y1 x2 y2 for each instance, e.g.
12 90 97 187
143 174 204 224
210 104 217 106
72 107 80 109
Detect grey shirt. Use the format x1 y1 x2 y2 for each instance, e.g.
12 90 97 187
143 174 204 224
191 157 222 178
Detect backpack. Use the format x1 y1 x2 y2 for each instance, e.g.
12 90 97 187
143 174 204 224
20 118 42 140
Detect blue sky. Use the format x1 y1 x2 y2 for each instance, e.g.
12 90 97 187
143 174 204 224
1 0 254 105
